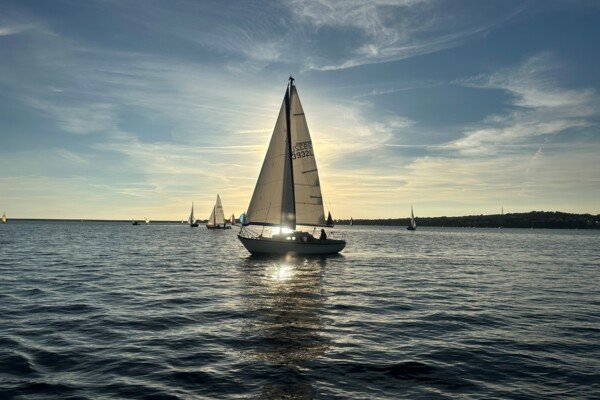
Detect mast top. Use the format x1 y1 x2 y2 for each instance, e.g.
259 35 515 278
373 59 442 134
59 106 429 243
288 76 295 86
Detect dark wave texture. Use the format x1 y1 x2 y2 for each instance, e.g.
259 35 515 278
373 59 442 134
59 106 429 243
1 222 599 399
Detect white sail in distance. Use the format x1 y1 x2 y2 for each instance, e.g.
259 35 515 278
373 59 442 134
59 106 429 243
208 195 226 226
189 203 196 224
410 205 416 228
244 79 327 230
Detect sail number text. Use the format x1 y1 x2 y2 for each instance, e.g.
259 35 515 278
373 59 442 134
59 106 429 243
292 141 313 160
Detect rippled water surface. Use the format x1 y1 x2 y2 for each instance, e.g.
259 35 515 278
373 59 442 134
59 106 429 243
1 222 599 399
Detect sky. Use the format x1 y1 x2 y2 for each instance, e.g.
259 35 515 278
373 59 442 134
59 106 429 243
0 0 599 220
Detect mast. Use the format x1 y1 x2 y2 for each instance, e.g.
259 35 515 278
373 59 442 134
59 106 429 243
281 76 296 229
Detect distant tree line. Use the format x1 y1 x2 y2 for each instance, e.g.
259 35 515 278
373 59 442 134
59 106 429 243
336 211 600 229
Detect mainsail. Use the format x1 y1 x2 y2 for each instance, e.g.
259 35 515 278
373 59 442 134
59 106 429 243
244 78 326 230
208 195 226 226
410 205 416 229
1 212 6 224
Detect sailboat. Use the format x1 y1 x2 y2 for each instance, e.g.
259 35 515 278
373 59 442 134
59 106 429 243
132 219 140 225
238 77 346 255
407 205 416 231
230 214 236 226
144 217 150 225
326 212 334 227
189 203 199 227
2 212 6 224
206 195 231 229
350 217 353 226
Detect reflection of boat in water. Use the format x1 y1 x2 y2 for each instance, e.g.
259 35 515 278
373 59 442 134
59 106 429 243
239 255 330 397
238 77 345 255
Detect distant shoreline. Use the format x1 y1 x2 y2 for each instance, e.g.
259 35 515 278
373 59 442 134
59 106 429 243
339 211 600 229
4 211 599 229
5 219 204 224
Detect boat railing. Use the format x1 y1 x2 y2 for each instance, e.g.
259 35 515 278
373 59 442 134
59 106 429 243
239 226 346 241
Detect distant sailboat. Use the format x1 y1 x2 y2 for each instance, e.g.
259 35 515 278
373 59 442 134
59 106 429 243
189 203 199 227
238 77 346 255
206 195 230 229
407 205 417 231
2 212 6 224
132 219 140 225
144 217 150 224
326 211 334 227
350 217 353 226
230 214 236 226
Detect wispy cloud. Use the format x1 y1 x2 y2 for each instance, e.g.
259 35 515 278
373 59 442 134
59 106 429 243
0 21 31 36
287 0 527 70
0 26 21 36
446 53 599 154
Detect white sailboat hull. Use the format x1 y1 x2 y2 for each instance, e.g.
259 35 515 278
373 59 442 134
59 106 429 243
238 235 345 255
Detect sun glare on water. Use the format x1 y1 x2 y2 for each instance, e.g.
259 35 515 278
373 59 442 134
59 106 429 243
271 263 294 282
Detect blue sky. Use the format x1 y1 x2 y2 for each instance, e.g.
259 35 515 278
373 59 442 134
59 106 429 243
1 0 599 219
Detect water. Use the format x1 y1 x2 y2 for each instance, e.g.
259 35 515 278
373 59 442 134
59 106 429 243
1 222 599 399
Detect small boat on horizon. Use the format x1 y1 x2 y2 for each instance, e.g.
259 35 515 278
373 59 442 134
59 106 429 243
230 213 236 226
132 219 140 225
350 217 353 226
144 217 150 225
238 77 346 255
326 211 334 227
207 195 231 229
189 203 199 227
2 212 7 224
407 205 417 231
